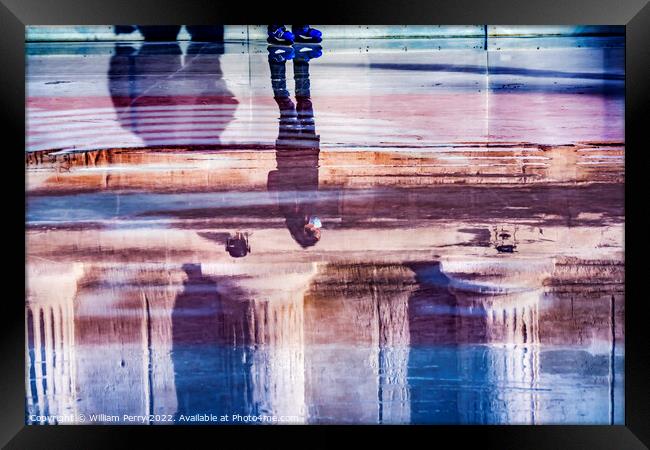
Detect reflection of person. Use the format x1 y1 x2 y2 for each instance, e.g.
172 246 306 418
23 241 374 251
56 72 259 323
266 45 323 248
225 232 251 258
267 25 322 45
108 39 237 148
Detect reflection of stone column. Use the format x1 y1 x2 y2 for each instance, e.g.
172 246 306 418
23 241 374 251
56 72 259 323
72 265 182 422
303 263 414 424
540 257 625 345
454 345 541 424
247 296 306 420
141 282 179 418
26 263 83 424
439 258 547 423
201 262 316 422
378 346 411 424
536 259 624 423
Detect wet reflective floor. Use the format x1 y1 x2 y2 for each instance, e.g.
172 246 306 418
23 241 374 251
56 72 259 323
25 38 624 424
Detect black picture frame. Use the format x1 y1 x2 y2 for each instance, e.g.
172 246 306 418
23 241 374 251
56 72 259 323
3 0 648 448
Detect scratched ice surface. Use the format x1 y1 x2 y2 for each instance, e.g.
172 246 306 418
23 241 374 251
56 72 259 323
25 31 624 424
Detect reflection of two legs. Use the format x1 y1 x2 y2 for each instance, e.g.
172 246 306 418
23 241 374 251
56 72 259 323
268 47 321 149
268 48 323 248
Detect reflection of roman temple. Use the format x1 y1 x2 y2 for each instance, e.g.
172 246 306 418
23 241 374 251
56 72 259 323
26 252 623 424
26 33 625 426
25 259 414 424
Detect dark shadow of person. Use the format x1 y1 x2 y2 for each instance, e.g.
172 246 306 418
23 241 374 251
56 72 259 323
170 263 255 422
266 45 324 248
404 262 467 424
117 25 225 46
108 28 236 150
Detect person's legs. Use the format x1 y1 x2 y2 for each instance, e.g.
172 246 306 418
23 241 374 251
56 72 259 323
292 41 322 139
268 48 299 146
294 56 319 143
293 58 311 99
269 52 293 107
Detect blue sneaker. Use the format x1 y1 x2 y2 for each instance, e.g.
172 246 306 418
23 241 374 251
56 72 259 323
268 45 295 63
293 44 322 62
292 25 322 43
267 25 295 45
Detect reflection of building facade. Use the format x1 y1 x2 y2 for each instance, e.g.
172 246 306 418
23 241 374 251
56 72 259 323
26 255 623 424
407 256 623 424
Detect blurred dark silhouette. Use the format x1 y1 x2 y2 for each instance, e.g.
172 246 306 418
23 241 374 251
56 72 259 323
170 263 254 420
108 39 237 148
186 26 225 43
137 26 182 41
114 25 225 44
266 45 323 248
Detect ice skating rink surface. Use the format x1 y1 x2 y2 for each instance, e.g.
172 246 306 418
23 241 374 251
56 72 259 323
26 38 624 424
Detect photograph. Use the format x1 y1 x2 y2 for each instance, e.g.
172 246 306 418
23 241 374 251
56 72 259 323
24 24 624 425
